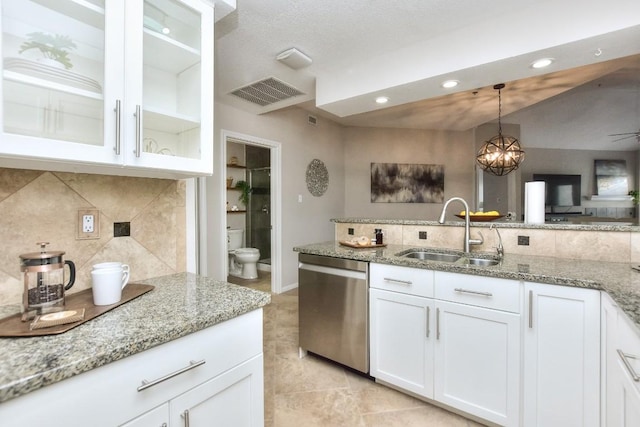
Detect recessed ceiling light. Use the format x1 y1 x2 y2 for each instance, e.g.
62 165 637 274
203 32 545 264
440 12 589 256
375 96 389 104
531 58 554 69
442 80 459 89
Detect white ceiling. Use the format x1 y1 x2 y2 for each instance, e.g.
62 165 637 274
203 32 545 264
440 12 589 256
214 0 640 147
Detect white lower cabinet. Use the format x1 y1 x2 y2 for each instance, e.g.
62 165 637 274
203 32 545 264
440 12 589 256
370 288 434 398
602 292 640 427
523 282 600 427
369 264 520 426
120 404 169 427
434 271 521 426
434 299 520 426
169 355 264 427
0 309 264 427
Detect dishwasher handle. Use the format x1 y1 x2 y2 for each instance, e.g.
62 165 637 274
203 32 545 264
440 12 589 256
299 253 367 272
299 262 367 280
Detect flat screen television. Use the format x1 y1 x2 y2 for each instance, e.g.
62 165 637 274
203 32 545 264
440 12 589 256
532 174 582 207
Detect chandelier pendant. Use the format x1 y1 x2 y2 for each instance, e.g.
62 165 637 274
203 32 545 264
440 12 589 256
476 83 525 176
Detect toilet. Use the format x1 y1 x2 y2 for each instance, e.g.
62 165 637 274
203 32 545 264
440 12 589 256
227 229 260 279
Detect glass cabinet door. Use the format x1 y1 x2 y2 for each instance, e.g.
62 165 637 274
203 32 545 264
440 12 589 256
1 0 120 162
125 0 213 174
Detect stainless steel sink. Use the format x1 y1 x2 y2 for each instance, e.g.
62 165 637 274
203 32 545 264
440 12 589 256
466 257 500 266
400 251 461 263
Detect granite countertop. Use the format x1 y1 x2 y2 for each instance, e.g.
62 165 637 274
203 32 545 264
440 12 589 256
332 217 640 231
0 273 271 404
294 241 640 330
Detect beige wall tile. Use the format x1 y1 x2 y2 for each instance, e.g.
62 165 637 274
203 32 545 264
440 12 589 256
336 223 402 245
555 230 630 262
339 221 639 263
409 226 466 251
498 228 557 257
0 168 186 308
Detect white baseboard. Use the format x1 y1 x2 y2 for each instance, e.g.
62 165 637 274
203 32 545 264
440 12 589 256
279 282 298 294
258 263 271 272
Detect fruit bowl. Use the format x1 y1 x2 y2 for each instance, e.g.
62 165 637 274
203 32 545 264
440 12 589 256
455 214 505 222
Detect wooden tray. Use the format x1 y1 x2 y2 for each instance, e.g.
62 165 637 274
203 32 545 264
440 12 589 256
339 240 387 248
0 283 154 337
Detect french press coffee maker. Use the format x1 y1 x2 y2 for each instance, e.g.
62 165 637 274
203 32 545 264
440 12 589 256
19 242 76 321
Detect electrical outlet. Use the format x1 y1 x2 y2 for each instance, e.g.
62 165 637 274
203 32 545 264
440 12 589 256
348 228 354 235
419 231 427 240
83 215 94 233
517 235 530 246
77 209 100 240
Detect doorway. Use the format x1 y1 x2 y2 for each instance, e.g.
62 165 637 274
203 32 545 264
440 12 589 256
221 131 282 294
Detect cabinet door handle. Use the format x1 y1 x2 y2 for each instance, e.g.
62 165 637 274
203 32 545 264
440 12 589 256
617 349 640 381
528 290 533 329
114 100 121 155
134 104 142 158
183 409 190 427
453 288 492 297
436 307 440 340
383 277 412 285
137 359 206 391
426 305 430 338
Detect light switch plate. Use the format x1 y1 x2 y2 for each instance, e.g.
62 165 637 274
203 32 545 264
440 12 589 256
77 209 100 240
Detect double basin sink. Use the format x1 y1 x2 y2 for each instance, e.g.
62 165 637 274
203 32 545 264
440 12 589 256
397 248 500 267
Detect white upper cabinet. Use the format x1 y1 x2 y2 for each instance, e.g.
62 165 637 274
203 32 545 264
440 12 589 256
0 0 214 178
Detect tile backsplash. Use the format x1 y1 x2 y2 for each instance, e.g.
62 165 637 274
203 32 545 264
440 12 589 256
336 222 640 264
0 168 186 307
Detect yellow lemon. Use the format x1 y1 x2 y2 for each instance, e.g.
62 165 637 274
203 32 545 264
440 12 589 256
459 210 466 216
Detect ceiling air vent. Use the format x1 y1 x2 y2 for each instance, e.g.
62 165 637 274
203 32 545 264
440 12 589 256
230 77 304 107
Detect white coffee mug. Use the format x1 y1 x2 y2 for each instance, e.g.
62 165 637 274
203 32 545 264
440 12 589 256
91 267 130 306
93 262 130 275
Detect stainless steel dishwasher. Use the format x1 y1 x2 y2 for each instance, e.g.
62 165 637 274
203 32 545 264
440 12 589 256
298 253 369 373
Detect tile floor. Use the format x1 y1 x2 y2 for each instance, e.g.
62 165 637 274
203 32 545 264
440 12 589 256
234 272 484 427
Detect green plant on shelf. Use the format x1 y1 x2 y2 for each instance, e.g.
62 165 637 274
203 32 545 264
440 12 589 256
19 32 76 69
235 180 252 206
629 190 639 205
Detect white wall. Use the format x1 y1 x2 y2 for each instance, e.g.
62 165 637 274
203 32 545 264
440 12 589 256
207 103 345 289
343 126 476 220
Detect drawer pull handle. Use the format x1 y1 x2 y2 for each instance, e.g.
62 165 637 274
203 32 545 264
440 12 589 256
454 288 493 297
183 409 190 427
617 349 640 382
137 359 206 392
383 277 412 285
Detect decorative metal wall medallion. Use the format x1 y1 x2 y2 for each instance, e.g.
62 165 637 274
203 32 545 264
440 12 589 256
306 159 329 196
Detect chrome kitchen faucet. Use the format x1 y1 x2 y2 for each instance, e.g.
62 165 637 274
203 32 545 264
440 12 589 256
438 197 483 254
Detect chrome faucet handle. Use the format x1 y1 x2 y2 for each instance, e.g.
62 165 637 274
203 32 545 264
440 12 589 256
469 231 484 246
490 224 504 258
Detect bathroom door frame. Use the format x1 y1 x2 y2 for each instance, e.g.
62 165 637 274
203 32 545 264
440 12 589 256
212 130 282 293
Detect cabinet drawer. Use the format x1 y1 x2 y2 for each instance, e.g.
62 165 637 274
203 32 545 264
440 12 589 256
370 263 434 297
435 271 520 313
0 309 263 427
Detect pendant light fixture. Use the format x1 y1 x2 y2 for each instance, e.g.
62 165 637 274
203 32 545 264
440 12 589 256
476 83 525 176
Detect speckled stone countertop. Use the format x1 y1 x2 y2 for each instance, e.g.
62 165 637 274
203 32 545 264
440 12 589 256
0 273 270 404
332 218 640 231
294 241 640 331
